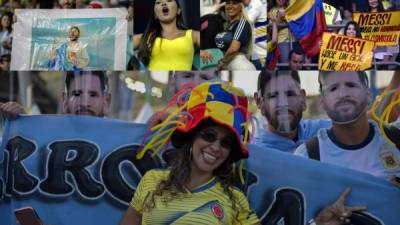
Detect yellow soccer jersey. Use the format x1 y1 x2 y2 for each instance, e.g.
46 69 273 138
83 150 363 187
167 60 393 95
131 169 259 225
148 30 194 71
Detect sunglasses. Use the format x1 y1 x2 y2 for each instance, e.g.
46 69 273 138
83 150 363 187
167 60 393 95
198 129 234 150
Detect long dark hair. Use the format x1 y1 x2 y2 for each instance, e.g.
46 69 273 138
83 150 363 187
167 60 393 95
270 0 288 8
367 0 385 12
137 0 187 66
344 21 362 38
143 132 241 221
0 13 12 33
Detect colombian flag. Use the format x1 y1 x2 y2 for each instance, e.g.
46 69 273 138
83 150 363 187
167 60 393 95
266 47 281 70
285 0 327 58
266 44 280 70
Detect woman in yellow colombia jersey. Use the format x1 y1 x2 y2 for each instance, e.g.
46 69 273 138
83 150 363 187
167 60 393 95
119 82 261 225
133 0 200 71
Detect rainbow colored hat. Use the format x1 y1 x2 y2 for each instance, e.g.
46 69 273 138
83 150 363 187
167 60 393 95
137 81 252 162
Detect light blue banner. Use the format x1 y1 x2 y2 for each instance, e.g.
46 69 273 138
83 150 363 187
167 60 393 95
243 144 400 225
1 115 399 225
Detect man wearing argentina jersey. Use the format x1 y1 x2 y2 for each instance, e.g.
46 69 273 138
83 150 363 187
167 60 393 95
243 0 267 70
130 169 259 225
295 71 400 186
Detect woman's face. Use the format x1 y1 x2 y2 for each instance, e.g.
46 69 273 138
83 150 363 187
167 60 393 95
172 71 218 95
276 0 286 7
343 10 352 20
225 1 242 19
154 0 180 23
368 0 379 9
58 0 74 9
346 24 356 37
1 16 10 29
191 125 233 176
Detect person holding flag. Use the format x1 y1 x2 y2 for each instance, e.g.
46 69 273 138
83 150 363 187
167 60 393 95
266 12 279 70
285 0 327 58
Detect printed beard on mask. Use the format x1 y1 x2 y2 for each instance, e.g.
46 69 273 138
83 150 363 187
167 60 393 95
266 108 301 134
328 97 369 125
276 120 292 133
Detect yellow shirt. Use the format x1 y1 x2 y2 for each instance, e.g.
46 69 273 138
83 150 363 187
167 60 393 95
131 169 260 225
148 29 194 71
323 2 340 25
268 7 293 43
267 41 276 54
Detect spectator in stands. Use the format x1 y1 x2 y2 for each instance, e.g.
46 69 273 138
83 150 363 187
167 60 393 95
121 80 369 225
57 0 76 8
0 0 23 9
76 0 89 8
200 0 225 50
338 8 352 34
167 71 220 99
267 13 278 51
254 70 400 154
0 13 13 58
134 0 200 71
214 0 255 70
268 0 291 64
253 70 331 153
341 8 353 25
288 49 305 71
266 12 278 69
365 0 393 69
0 53 10 71
367 0 385 12
120 82 262 225
0 72 110 118
243 0 267 70
343 21 362 38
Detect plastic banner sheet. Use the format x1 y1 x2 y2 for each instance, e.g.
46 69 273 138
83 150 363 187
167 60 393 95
10 8 128 71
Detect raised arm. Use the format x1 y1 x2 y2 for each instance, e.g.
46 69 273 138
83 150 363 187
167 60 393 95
269 14 278 47
133 34 143 49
